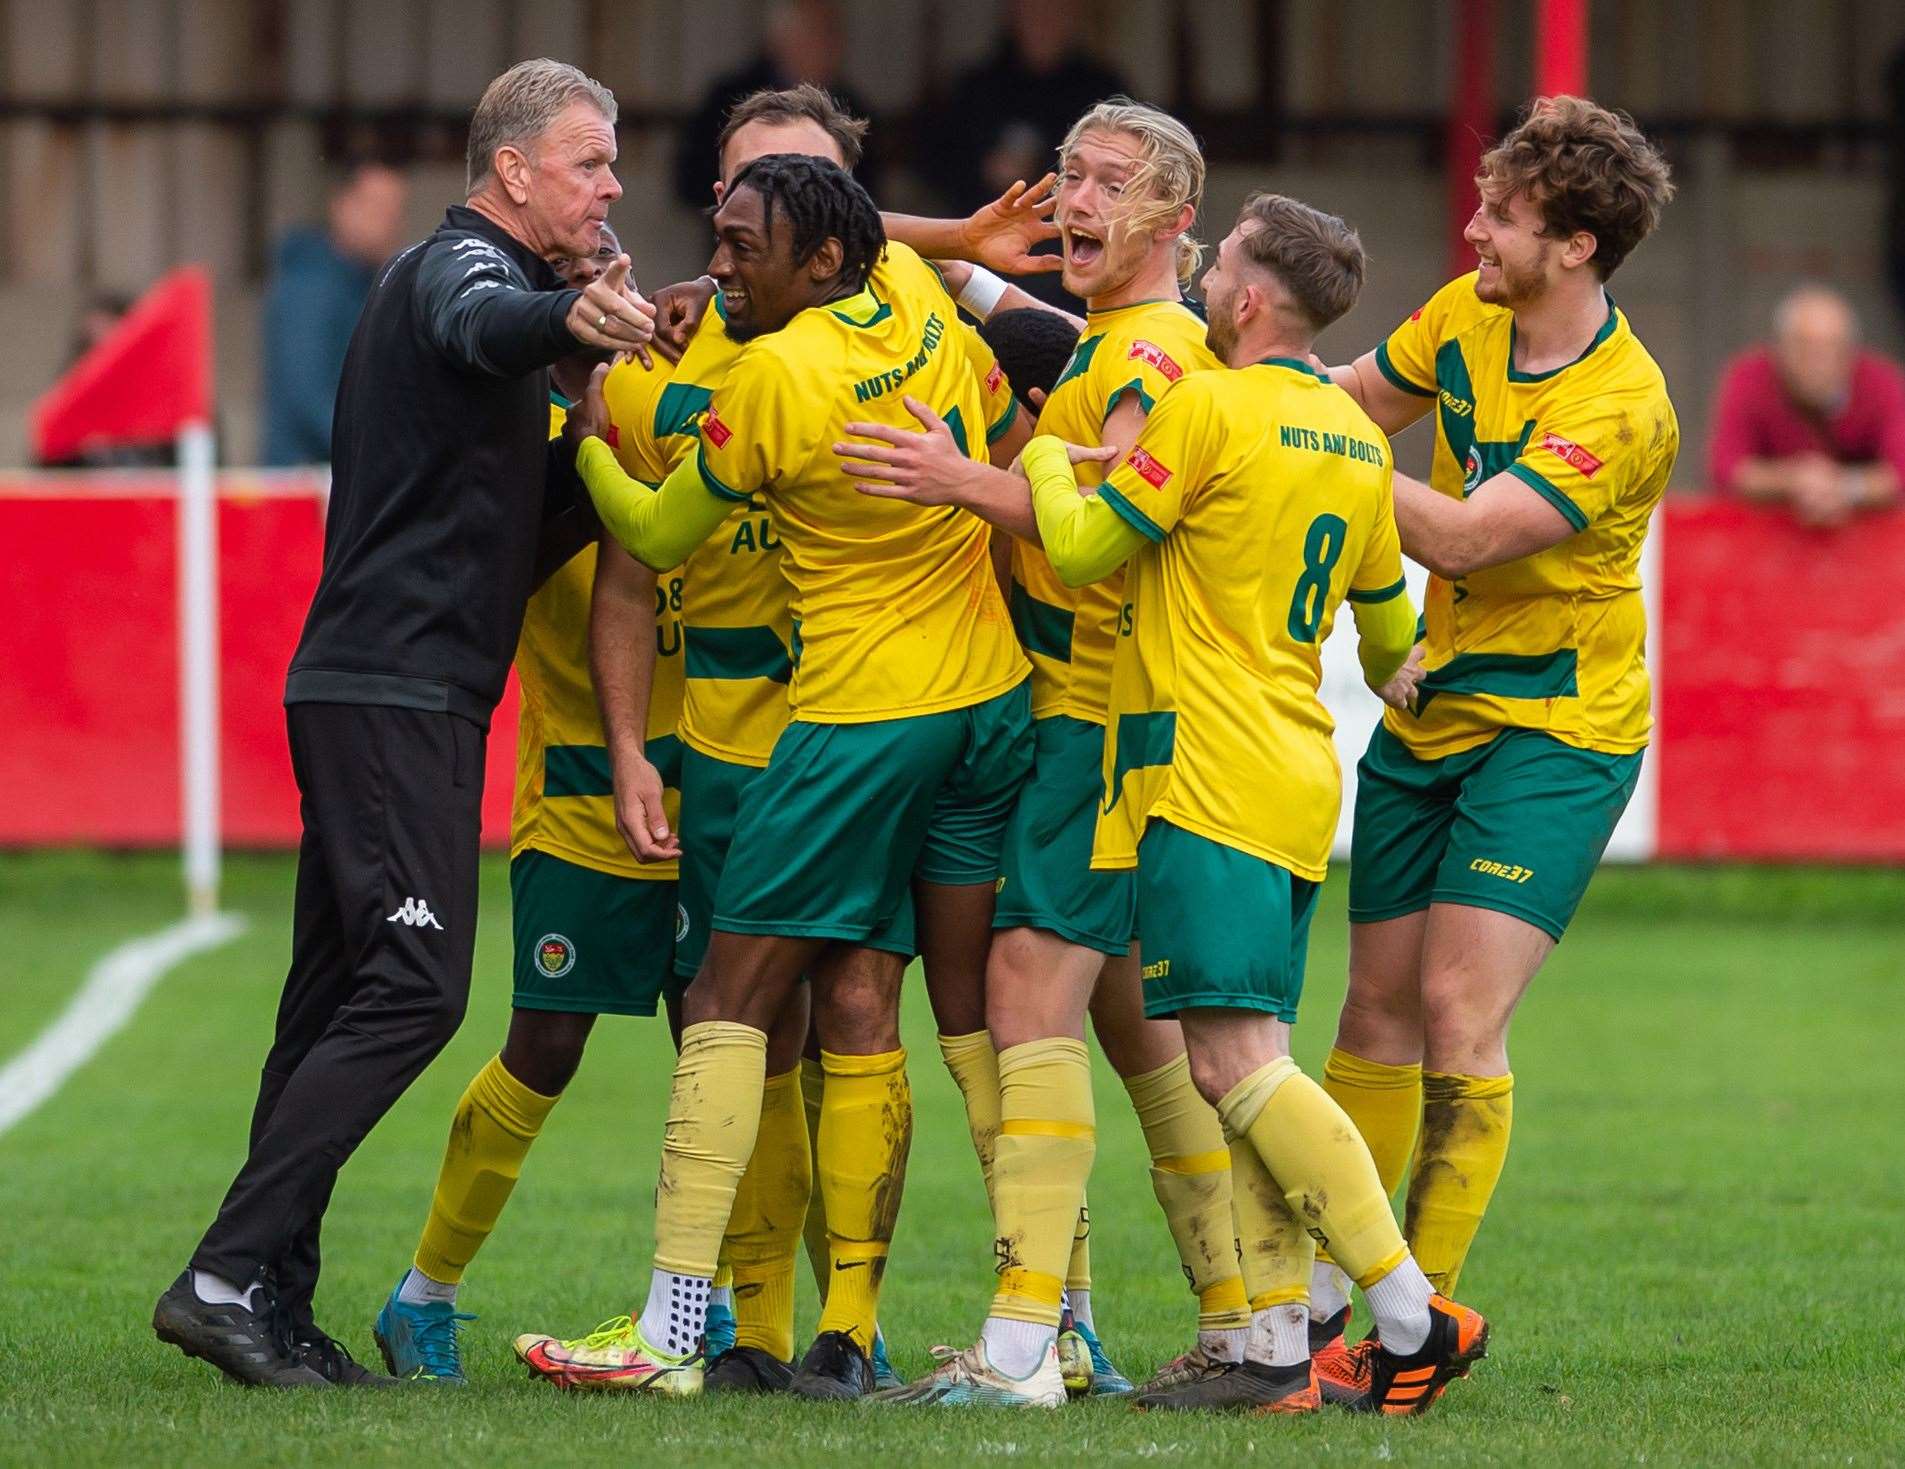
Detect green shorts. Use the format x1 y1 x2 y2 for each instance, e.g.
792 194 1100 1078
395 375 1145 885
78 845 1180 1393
1348 724 1644 941
510 849 684 1017
675 745 917 977
993 714 1134 955
1133 821 1318 1022
714 681 1033 943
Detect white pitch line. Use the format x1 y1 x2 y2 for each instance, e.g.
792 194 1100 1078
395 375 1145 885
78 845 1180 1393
0 911 248 1138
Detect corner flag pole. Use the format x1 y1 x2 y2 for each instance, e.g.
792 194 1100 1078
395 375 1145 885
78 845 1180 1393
178 417 220 916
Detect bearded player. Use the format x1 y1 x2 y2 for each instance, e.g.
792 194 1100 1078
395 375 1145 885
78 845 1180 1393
1310 96 1677 1397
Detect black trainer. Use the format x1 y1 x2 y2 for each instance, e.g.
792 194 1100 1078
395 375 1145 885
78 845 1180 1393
1308 1304 1350 1355
152 1271 330 1388
287 1320 402 1388
705 1345 796 1394
788 1330 875 1401
1134 1359 1320 1414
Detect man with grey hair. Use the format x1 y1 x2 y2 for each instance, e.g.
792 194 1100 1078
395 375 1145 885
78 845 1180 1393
152 58 654 1390
1708 283 1905 524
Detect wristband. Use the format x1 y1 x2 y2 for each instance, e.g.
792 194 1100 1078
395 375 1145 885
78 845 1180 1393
956 266 1009 320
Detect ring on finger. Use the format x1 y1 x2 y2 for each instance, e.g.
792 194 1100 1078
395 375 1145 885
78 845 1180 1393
595 312 608 330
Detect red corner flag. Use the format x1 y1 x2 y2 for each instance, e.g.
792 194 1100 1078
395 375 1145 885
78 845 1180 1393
30 266 213 462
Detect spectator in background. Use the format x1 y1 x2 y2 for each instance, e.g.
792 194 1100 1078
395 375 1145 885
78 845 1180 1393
930 0 1126 211
1708 284 1905 526
671 0 874 209
260 160 408 465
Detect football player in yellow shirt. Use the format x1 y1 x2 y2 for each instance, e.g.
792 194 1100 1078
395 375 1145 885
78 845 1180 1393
1015 192 1489 1418
372 233 695 1384
838 100 1251 1404
514 88 1046 1398
1312 97 1678 1392
525 155 1034 1401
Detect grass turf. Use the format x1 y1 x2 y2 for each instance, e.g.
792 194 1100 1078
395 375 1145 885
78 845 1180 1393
0 851 1901 1466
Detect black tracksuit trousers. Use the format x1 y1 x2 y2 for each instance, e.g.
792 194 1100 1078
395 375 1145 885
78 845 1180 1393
189 702 485 1311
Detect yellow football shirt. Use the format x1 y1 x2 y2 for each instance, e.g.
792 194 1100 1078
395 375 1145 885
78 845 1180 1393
1012 299 1220 725
604 243 1020 761
696 266 1027 723
510 405 684 878
1091 361 1405 883
1374 271 1679 759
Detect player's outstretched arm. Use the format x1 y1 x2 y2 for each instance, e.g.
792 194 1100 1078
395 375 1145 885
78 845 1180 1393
589 540 680 863
573 366 735 571
1351 593 1418 697
1019 435 1147 586
883 173 1064 277
837 395 1047 541
1396 468 1577 579
1329 350 1435 437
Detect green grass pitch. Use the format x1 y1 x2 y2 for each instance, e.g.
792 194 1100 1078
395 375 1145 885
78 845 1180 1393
1 851 1901 1465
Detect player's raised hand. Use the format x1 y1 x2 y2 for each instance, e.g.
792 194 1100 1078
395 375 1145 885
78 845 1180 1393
611 749 681 863
961 173 1064 274
567 254 657 354
1374 642 1426 710
649 275 717 364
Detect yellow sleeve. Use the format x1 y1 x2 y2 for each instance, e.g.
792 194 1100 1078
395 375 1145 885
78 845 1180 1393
1346 464 1413 684
1507 386 1671 531
1022 436 1151 586
1374 273 1479 398
960 320 1021 450
1094 323 1197 422
601 356 676 485
578 435 742 572
1095 377 1218 542
695 341 807 501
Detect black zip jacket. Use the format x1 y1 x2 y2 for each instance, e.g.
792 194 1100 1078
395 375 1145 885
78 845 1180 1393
285 205 592 726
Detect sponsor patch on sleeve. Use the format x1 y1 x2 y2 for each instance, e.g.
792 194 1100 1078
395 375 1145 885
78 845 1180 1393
1125 446 1173 489
985 362 1005 395
1539 431 1603 479
702 405 733 449
1126 340 1183 382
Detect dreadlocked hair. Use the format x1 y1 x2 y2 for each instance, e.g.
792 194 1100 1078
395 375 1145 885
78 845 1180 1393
728 153 887 293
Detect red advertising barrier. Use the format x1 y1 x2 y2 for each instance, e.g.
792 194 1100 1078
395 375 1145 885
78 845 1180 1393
0 478 518 846
1655 500 1905 861
2 482 1902 860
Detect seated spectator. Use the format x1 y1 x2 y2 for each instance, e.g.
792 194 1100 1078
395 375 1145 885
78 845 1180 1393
261 159 408 465
1707 284 1905 525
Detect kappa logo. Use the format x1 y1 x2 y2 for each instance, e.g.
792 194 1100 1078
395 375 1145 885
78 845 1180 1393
1127 339 1183 381
387 897 444 930
1125 446 1173 489
702 405 733 448
1540 431 1604 479
535 933 576 977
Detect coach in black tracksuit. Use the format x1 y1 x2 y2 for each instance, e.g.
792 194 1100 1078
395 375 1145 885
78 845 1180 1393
154 59 654 1388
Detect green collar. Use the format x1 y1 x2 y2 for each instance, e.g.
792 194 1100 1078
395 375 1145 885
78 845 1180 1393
549 388 574 410
1256 355 1330 383
826 280 892 328
1507 294 1620 383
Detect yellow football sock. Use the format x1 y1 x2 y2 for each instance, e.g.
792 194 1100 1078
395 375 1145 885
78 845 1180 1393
1315 1047 1422 1272
814 1048 912 1353
1224 1132 1315 1310
799 1055 829 1299
413 1055 559 1283
1404 1070 1514 1295
1123 1054 1251 1330
937 1030 1001 1209
1217 1057 1408 1290
724 1067 809 1361
988 1038 1095 1328
652 1022 768 1279
1066 1193 1092 1294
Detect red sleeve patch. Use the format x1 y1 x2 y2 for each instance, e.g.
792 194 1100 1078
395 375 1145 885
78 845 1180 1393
1125 446 1173 489
1539 431 1602 479
702 405 733 449
985 362 1005 395
1126 340 1183 382
1408 307 1424 322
